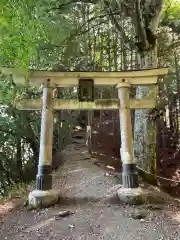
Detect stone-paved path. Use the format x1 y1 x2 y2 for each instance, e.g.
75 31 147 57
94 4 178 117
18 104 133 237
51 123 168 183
1 139 180 240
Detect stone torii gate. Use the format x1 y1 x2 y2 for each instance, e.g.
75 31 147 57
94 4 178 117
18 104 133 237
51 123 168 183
0 67 168 207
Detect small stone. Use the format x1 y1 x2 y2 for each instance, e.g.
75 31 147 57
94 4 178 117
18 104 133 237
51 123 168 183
105 165 115 170
56 210 74 218
106 184 122 197
69 224 75 229
146 204 162 210
140 218 145 222
131 210 147 220
104 172 110 177
93 161 101 166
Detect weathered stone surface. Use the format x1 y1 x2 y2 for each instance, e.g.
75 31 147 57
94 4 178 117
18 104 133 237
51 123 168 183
28 190 59 208
117 187 146 205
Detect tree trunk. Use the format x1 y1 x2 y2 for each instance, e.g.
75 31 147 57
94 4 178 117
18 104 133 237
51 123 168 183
16 136 24 182
134 47 158 180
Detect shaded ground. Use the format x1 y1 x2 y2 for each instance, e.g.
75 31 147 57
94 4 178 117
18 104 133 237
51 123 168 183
91 111 180 197
1 137 180 239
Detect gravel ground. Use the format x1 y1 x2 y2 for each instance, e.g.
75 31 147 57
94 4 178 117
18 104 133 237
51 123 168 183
1 139 180 240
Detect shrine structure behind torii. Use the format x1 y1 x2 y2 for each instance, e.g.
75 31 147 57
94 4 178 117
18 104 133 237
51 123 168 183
0 67 168 207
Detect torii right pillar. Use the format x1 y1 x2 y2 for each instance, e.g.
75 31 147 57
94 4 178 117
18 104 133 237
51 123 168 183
116 80 145 204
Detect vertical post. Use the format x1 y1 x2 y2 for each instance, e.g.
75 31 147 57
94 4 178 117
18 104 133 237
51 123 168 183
29 80 58 208
116 80 143 204
36 80 54 190
87 110 93 153
117 81 139 188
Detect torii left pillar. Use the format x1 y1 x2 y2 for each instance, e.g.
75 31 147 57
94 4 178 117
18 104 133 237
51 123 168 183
28 80 59 208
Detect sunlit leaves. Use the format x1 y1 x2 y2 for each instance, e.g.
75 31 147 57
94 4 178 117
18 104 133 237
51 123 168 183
0 0 46 68
162 0 180 24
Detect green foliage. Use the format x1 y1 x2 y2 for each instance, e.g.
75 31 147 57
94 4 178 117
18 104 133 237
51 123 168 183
0 0 78 69
162 0 180 22
0 80 40 195
0 77 76 196
0 0 44 68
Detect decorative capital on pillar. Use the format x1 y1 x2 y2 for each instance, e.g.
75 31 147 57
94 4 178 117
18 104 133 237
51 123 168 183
116 79 131 89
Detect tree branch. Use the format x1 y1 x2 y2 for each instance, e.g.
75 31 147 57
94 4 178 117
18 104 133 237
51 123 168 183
103 0 134 50
134 0 148 47
58 11 121 46
142 0 165 31
104 0 122 33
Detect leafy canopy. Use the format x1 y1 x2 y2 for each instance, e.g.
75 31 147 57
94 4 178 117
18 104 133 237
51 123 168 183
0 0 68 68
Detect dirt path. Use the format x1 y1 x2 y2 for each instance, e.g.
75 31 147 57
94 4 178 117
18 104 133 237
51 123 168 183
1 139 180 240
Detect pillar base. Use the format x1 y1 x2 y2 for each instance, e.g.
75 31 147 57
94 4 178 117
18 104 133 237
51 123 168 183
36 174 52 190
122 164 139 188
28 190 59 209
36 165 52 190
122 173 139 188
117 187 146 205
